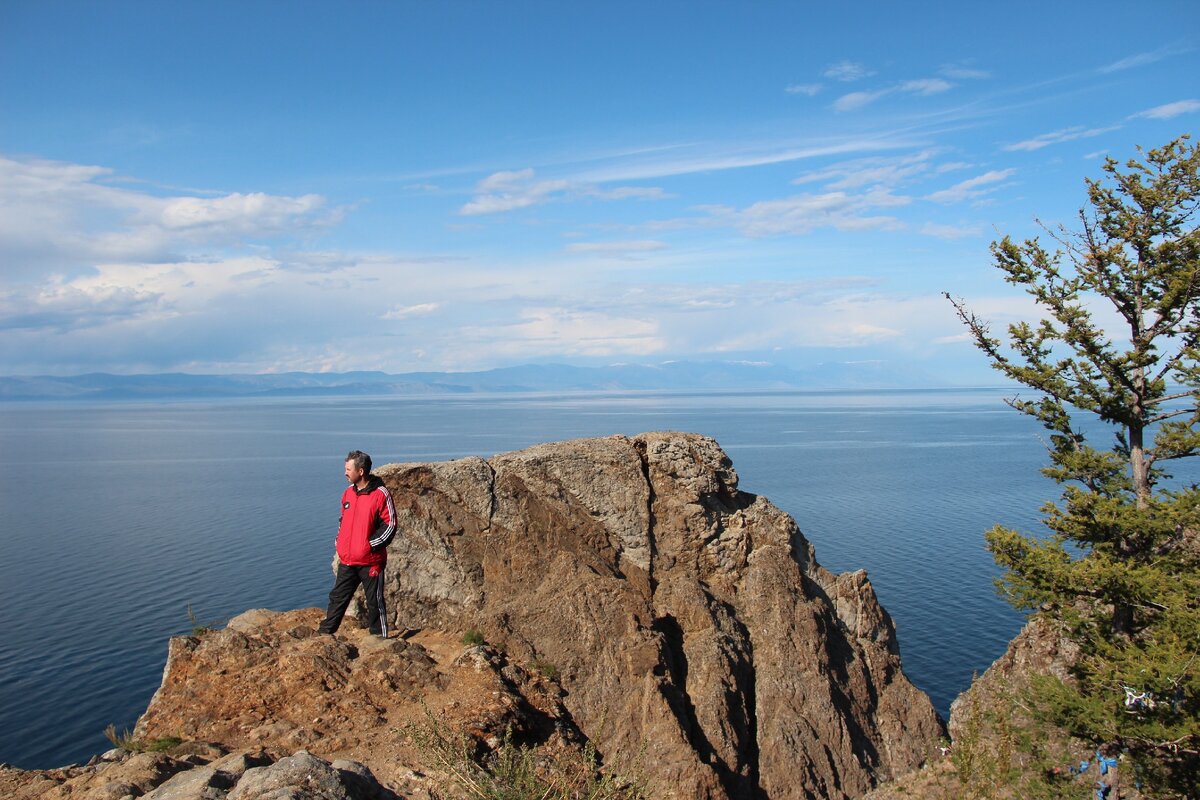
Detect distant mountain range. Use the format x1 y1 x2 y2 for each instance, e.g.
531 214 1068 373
0 360 953 401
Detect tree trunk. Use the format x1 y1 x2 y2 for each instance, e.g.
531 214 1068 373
1130 423 1150 509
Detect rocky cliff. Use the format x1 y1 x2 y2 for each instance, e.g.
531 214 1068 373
860 616 1105 800
25 432 943 799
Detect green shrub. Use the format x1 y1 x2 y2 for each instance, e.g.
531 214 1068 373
530 658 559 681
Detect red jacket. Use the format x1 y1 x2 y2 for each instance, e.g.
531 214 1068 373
336 475 396 567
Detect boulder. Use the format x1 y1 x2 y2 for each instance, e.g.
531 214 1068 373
0 748 392 800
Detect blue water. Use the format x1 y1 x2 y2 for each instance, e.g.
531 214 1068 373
1 388 1077 768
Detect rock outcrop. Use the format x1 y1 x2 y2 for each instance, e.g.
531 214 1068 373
35 431 941 800
369 432 942 798
861 615 1092 800
948 614 1079 743
130 607 577 797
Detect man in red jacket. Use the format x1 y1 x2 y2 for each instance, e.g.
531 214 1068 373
318 450 397 637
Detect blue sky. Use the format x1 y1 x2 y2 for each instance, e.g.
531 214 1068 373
1 1 1197 381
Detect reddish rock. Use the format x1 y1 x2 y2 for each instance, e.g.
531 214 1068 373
374 432 943 798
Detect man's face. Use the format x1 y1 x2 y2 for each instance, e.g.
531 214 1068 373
345 460 365 486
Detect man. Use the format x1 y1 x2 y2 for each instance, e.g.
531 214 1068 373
318 450 397 637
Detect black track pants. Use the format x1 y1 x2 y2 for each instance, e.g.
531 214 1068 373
318 562 387 636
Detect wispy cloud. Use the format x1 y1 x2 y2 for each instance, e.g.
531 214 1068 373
1100 44 1191 73
588 186 668 201
833 77 954 112
900 79 953 95
703 188 911 237
939 64 990 80
1128 99 1200 120
565 240 668 254
785 83 822 96
834 91 889 112
686 289 957 351
920 222 984 239
460 169 571 215
1003 125 1119 151
571 137 920 184
925 169 1015 203
382 302 440 320
823 60 874 82
937 161 973 173
460 168 664 215
461 307 666 358
792 151 936 189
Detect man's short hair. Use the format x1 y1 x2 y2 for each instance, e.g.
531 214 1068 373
345 450 372 473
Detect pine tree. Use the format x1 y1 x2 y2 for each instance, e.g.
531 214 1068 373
947 136 1200 796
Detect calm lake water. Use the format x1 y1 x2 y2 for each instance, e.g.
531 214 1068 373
1 388 1084 768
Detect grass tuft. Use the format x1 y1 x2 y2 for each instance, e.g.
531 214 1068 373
186 604 224 637
530 658 559 681
103 724 182 754
406 709 647 800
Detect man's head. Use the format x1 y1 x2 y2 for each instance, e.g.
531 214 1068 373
345 450 372 486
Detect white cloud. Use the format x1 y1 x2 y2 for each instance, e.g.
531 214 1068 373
573 137 921 183
1100 45 1191 74
460 168 665 215
926 169 1015 203
585 186 668 201
1004 125 1120 151
785 83 822 96
834 91 887 112
462 307 666 358
900 78 953 95
823 60 874 82
792 151 936 189
706 188 910 237
0 255 283 338
833 78 954 112
70 257 282 306
699 290 956 352
460 169 571 215
0 155 336 277
933 331 973 345
939 64 990 80
920 222 985 239
565 240 668 254
1129 99 1200 120
382 302 440 320
849 322 900 338
157 192 326 232
0 281 161 332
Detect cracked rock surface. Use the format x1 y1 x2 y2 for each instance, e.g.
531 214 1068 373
376 432 943 799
